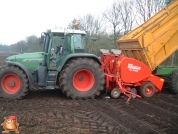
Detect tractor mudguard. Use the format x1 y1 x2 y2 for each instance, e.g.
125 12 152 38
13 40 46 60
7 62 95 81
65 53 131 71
57 53 102 72
5 61 33 89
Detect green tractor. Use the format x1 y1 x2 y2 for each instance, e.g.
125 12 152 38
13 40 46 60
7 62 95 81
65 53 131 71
0 29 104 99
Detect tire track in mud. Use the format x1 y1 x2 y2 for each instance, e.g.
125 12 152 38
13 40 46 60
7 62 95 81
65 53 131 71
0 109 89 133
86 99 165 134
71 108 123 134
83 100 131 134
0 97 122 134
141 98 178 115
134 98 178 120
1 90 178 134
106 98 178 134
121 98 178 134
0 97 86 134
154 92 178 105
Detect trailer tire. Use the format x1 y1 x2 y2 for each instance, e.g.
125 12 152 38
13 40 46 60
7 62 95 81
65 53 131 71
59 58 104 99
168 70 178 94
0 66 29 99
140 82 155 98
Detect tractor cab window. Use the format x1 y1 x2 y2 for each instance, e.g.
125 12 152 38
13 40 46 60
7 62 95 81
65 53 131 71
64 35 71 52
49 35 64 67
73 34 84 49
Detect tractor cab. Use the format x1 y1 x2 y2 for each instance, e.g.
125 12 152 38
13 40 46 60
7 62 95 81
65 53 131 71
41 29 87 69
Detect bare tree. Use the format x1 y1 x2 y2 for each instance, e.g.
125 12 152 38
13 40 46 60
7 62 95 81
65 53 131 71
117 0 135 35
10 40 27 53
79 14 105 53
26 35 41 52
166 0 173 5
78 14 104 36
103 1 121 44
135 0 166 24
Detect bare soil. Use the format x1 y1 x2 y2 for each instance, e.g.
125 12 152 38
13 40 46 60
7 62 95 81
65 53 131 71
0 55 178 134
0 51 19 65
0 56 6 66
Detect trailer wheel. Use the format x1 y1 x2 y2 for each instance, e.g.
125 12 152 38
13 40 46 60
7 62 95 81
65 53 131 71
140 82 155 98
168 70 178 94
111 88 121 99
59 58 104 99
0 66 29 99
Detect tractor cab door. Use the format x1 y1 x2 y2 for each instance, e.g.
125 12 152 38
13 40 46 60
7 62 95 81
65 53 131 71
48 34 64 70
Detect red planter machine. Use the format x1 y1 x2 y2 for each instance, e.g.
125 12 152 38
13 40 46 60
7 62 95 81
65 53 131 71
100 49 164 102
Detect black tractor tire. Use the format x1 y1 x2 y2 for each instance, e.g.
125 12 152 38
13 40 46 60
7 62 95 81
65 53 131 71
140 82 156 98
0 66 29 99
168 70 178 94
59 58 105 99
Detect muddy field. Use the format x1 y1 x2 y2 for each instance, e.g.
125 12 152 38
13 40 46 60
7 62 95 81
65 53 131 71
0 56 178 134
0 51 19 65
0 88 178 134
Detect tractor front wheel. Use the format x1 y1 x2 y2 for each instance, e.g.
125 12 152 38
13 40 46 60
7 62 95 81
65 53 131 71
140 82 155 98
59 58 104 99
0 66 29 99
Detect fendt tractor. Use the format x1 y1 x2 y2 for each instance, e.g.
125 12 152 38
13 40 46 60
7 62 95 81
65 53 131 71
0 29 105 99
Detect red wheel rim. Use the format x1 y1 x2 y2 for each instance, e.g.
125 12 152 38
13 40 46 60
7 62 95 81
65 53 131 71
1 74 21 94
145 87 153 95
73 69 95 92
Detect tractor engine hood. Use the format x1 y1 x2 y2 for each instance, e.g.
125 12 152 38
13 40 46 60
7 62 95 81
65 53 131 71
6 52 45 70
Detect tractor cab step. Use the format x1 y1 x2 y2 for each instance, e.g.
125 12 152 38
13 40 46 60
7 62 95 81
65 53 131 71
46 71 58 87
47 71 58 81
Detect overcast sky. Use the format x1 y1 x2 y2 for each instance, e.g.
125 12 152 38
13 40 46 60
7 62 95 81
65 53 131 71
0 0 113 45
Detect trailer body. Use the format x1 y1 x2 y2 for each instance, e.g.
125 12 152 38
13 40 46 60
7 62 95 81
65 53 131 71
117 0 178 75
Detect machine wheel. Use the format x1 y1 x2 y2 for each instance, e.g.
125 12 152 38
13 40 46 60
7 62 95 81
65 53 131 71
0 66 29 99
140 82 155 98
111 88 121 99
59 58 105 99
168 70 178 94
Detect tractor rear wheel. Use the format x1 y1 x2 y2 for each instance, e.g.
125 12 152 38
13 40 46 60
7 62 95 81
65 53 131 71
0 66 29 99
59 58 104 99
168 70 178 94
140 82 155 98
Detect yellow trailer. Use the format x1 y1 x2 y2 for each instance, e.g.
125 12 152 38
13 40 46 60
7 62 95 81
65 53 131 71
117 0 178 71
117 0 178 94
